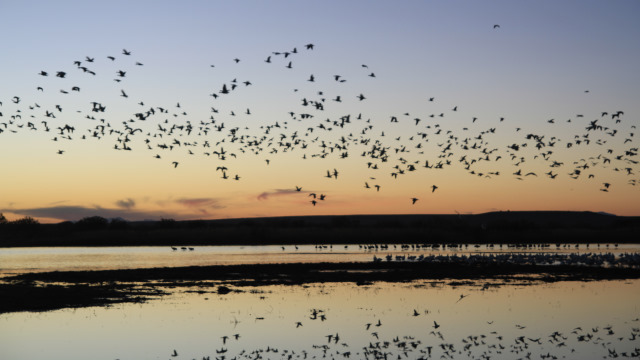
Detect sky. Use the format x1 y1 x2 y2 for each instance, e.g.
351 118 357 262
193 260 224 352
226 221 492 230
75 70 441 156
1 0 639 222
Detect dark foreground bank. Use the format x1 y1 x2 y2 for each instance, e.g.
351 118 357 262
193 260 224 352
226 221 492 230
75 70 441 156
2 260 640 314
1 211 639 247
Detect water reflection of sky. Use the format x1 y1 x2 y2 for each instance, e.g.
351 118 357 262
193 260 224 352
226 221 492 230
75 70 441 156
1 279 638 360
1 244 639 277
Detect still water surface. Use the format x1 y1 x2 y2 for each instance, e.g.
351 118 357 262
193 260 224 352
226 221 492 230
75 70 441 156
1 243 639 277
1 279 639 360
1 245 639 359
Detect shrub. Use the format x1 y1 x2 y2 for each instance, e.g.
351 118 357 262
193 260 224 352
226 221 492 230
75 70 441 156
109 218 129 230
158 218 177 229
8 216 41 230
76 216 109 230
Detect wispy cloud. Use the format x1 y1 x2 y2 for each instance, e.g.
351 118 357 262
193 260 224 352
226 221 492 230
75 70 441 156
171 198 225 217
257 189 306 201
115 198 136 209
1 205 186 222
175 198 224 209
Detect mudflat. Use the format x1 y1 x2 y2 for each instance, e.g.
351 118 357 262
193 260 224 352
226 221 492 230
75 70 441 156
2 259 640 314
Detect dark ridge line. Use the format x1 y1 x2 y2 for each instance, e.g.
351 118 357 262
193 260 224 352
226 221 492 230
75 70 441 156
1 211 639 247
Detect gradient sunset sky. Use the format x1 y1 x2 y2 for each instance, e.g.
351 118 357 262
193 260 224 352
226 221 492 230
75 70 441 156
1 1 639 222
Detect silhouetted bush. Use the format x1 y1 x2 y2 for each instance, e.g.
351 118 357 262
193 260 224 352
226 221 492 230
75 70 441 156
157 218 177 229
109 218 129 230
8 216 40 230
0 213 7 225
76 216 109 230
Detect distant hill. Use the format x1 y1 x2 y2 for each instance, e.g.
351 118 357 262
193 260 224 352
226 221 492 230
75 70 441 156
168 211 628 228
1 211 638 247
127 211 636 231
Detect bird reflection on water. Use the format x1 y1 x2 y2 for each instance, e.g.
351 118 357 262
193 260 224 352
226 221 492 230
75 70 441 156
119 281 639 360
2 271 639 360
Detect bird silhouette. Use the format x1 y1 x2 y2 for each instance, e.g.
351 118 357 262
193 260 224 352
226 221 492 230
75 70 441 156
0 41 632 214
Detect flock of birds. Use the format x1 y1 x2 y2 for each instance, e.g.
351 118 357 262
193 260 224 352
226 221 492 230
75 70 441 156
374 251 640 268
1 40 638 209
2 37 638 360
167 242 639 268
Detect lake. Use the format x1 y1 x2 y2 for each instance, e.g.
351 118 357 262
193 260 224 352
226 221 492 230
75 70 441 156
1 279 639 359
1 244 639 359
